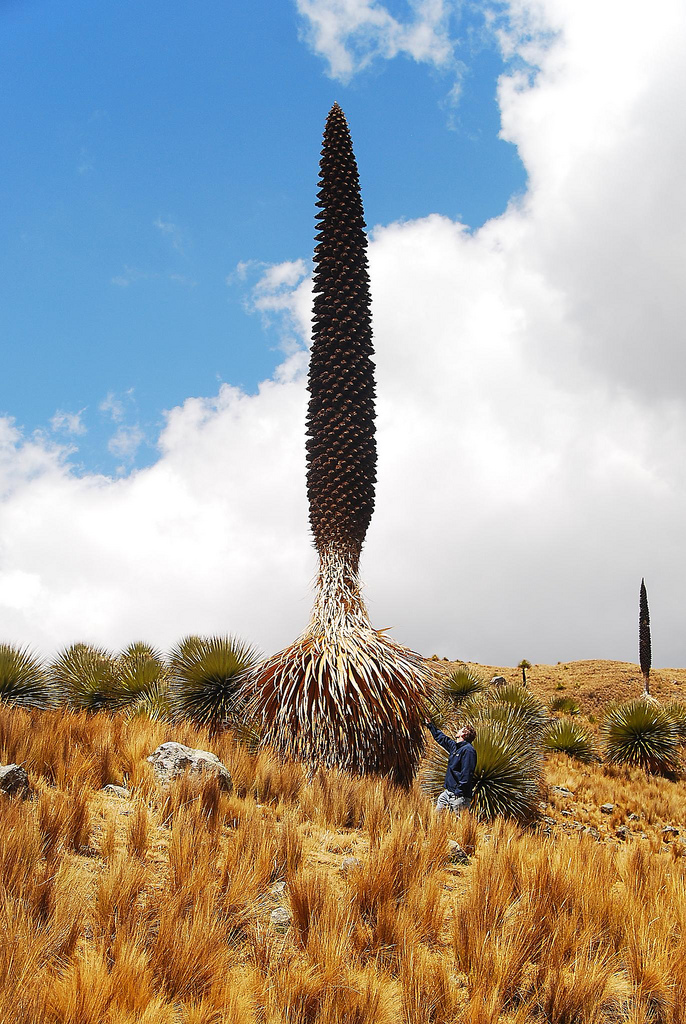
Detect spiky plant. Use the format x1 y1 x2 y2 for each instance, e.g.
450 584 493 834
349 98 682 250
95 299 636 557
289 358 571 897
50 643 122 712
485 683 548 736
601 698 680 774
169 635 259 733
247 104 430 785
420 716 543 820
0 643 53 709
639 578 651 695
518 659 532 686
543 718 597 762
548 695 580 715
443 665 488 705
663 700 686 741
118 642 170 720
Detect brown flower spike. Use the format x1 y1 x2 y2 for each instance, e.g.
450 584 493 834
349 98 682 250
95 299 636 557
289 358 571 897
248 104 429 785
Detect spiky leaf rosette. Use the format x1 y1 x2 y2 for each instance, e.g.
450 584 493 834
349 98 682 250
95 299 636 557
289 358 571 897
169 635 259 732
639 578 651 692
443 665 488 705
485 683 548 736
664 701 686 740
419 716 543 820
118 642 170 720
548 695 580 715
247 105 429 785
543 718 597 762
601 698 680 774
50 643 123 712
306 101 376 568
248 551 430 786
0 643 53 709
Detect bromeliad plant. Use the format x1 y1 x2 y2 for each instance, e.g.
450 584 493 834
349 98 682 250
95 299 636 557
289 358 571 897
420 715 543 820
169 635 259 734
601 697 680 774
248 104 430 785
543 717 597 763
639 578 652 696
0 643 53 709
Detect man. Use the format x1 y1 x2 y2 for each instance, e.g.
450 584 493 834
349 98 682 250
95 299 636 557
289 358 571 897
426 720 477 813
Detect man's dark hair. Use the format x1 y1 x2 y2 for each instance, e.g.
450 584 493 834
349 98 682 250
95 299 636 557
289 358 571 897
462 723 476 744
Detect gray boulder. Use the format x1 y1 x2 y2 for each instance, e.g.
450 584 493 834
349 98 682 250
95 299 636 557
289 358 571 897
270 907 291 932
103 784 130 799
491 676 507 687
448 839 470 864
0 763 30 799
147 742 232 791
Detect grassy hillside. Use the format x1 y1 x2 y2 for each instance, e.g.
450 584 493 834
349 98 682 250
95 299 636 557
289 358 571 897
2 660 686 1023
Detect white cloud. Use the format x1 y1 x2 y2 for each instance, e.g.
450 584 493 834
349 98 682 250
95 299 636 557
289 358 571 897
107 424 144 463
1 0 686 667
153 216 185 253
296 0 457 81
99 393 125 422
50 410 87 436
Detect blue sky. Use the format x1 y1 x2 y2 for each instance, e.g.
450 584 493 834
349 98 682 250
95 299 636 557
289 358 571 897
1 0 524 475
1 0 685 666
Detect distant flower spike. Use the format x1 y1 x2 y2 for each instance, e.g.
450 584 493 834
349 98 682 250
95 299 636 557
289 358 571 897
639 578 651 695
248 104 429 785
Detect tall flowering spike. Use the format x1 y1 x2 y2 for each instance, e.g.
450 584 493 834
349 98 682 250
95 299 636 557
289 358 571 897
639 578 652 695
245 105 430 786
307 102 376 568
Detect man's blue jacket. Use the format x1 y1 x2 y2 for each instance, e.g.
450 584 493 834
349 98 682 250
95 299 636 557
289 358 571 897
428 722 477 798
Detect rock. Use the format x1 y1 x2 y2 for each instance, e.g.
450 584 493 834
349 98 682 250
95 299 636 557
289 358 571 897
0 764 30 799
542 816 557 826
662 826 679 838
615 825 629 840
103 784 130 799
561 810 573 817
341 856 362 874
147 742 232 791
448 840 470 865
271 880 287 896
491 676 507 687
552 786 573 797
270 907 291 932
628 812 640 821
600 804 614 814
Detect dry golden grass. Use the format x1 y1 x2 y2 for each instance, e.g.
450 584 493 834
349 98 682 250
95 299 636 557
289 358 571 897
2 660 686 1022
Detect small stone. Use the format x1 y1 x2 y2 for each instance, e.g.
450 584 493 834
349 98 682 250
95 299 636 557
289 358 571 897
271 880 287 895
561 810 573 817
662 826 679 838
600 804 614 814
542 816 556 825
628 812 640 821
491 676 507 687
552 786 573 797
448 840 470 865
103 784 130 799
147 742 232 791
270 907 291 932
615 826 629 840
341 856 362 873
0 764 30 799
